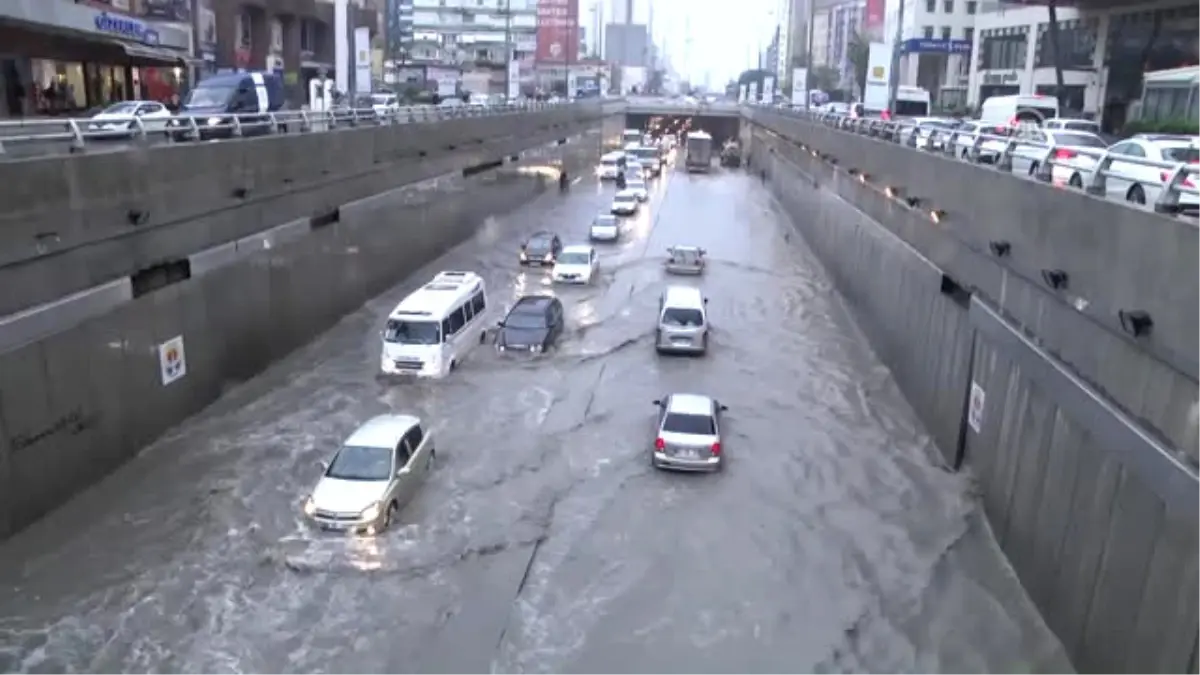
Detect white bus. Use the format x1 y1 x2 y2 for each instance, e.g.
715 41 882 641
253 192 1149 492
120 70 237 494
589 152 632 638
1132 66 1199 125
893 85 932 117
380 271 489 378
597 150 625 179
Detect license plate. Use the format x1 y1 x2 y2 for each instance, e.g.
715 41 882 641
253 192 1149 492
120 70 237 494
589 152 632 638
321 521 349 531
672 337 690 344
678 450 697 459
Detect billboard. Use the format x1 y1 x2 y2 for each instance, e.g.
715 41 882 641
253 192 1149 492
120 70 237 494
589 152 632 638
864 0 884 37
536 0 579 64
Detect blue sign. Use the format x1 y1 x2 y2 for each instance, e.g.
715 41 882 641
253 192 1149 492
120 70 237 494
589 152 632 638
901 38 971 54
94 12 160 46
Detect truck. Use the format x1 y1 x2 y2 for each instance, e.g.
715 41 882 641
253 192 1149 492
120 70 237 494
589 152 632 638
685 131 713 173
720 139 741 168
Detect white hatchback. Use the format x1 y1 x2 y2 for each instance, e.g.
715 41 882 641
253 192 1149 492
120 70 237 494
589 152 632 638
552 245 599 284
611 189 640 215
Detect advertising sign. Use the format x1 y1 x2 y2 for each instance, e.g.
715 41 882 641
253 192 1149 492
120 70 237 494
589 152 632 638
763 76 775 104
535 0 579 64
196 0 216 62
791 67 808 106
507 60 520 100
354 26 372 93
140 0 191 22
864 0 885 37
158 336 187 386
901 38 972 54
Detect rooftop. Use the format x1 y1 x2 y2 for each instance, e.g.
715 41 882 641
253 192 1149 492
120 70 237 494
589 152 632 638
344 414 420 448
667 393 716 416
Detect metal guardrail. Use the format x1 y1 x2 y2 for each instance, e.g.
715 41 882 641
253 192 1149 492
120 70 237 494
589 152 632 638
0 100 587 158
753 104 1199 216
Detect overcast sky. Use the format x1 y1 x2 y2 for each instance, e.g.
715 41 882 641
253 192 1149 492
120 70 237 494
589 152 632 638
583 0 777 87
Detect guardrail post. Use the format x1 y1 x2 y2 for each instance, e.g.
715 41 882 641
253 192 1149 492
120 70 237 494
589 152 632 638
1154 163 1190 214
67 119 86 153
1085 153 1114 197
1032 145 1055 182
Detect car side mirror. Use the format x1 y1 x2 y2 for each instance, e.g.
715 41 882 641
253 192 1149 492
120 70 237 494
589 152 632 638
704 298 709 304
652 399 662 406
319 460 329 471
497 320 505 327
396 467 408 477
720 404 729 411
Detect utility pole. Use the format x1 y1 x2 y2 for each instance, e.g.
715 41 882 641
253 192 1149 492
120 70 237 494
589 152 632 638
804 0 815 109
886 0 906 112
502 0 513 98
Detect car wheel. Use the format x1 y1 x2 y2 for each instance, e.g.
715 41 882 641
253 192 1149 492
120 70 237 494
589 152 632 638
1069 173 1084 189
383 501 398 530
1127 184 1146 205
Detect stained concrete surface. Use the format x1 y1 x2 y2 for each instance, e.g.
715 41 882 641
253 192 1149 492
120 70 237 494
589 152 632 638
0 163 1070 673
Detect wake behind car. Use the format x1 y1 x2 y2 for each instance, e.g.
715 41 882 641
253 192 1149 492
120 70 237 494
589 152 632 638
303 414 436 535
552 245 599 284
611 189 640 215
380 271 488 377
650 394 728 472
496 295 565 353
589 214 620 242
519 231 563 266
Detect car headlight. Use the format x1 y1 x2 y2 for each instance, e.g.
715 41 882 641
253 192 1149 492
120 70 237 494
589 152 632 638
303 496 316 516
543 253 553 262
519 251 527 260
206 117 223 126
360 502 381 520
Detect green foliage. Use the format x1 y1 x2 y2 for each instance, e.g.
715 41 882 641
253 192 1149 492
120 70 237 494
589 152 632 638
847 31 870 98
1123 117 1199 135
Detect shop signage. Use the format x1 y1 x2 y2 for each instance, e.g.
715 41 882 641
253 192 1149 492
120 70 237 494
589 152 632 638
982 70 1020 85
901 38 972 55
94 11 160 45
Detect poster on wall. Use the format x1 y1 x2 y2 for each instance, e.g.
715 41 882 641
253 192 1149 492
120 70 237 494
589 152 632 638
140 0 191 22
196 0 217 64
354 26 372 94
791 67 808 106
535 0 579 65
864 0 885 38
507 60 520 100
762 76 775 104
158 336 187 386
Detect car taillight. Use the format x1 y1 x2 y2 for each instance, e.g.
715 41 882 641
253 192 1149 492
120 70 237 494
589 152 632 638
1160 171 1196 188
1054 149 1076 160
710 442 721 456
654 437 665 450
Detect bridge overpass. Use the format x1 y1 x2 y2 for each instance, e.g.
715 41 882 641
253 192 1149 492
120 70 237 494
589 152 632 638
0 99 1194 674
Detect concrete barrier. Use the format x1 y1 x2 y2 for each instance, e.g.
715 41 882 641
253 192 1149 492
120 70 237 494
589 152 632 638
0 104 604 317
745 124 1198 674
0 124 603 541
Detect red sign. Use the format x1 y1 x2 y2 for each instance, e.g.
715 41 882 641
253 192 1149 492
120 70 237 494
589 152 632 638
535 0 579 64
864 0 885 36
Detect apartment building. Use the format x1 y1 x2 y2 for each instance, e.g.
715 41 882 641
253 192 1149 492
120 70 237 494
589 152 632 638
810 0 865 89
396 0 538 66
883 0 978 103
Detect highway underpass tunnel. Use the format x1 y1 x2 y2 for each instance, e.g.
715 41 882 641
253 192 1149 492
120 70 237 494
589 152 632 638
624 113 741 147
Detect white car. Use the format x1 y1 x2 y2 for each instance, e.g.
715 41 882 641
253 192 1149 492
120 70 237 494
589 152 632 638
1009 129 1108 185
611 189 639 215
1089 135 1199 211
87 100 173 135
626 177 649 201
589 214 620 241
551 245 599 284
369 92 399 117
302 414 436 535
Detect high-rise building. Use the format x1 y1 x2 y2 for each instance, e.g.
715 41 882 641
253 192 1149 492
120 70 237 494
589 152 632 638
809 0 865 90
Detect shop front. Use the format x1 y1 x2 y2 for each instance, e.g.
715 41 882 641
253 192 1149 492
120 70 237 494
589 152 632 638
0 0 193 117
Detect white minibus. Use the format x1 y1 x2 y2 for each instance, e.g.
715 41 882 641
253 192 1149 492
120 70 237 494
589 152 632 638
380 271 488 378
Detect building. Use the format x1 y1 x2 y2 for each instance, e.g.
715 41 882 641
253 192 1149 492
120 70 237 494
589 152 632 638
811 0 865 90
967 0 1198 127
774 0 812 89
883 0 977 102
395 0 536 67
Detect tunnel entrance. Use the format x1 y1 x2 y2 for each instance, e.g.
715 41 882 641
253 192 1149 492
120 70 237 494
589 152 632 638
621 113 741 148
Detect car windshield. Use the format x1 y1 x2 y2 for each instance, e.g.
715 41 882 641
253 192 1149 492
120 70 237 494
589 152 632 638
383 319 441 345
662 307 704 326
100 102 139 115
600 158 619 167
526 235 553 251
183 85 235 108
326 445 393 481
615 194 635 202
1061 121 1099 132
628 180 646 188
592 216 617 227
662 412 716 435
505 309 546 329
558 251 590 265
1052 132 1107 148
1161 145 1200 163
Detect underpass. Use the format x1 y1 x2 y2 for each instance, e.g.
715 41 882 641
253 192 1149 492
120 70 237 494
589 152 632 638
0 161 1069 673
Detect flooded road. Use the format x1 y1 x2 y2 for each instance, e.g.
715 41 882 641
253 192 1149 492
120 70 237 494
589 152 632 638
0 163 1072 673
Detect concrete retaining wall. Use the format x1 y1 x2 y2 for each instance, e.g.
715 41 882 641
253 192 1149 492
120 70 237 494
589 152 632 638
0 125 602 541
0 104 603 317
746 126 1198 674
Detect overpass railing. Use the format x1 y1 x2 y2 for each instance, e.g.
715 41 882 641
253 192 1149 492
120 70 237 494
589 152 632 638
751 105 1199 216
0 100 591 158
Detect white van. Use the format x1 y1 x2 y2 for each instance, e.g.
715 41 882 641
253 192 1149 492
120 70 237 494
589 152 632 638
979 94 1060 128
655 285 709 355
893 85 931 117
597 151 625 180
622 128 643 145
380 271 488 378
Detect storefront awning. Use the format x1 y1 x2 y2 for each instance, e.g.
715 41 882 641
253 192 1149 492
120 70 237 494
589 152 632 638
111 39 189 65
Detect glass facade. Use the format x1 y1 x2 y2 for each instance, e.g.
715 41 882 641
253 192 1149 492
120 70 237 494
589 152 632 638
1034 18 1098 69
1103 4 1199 129
978 27 1028 71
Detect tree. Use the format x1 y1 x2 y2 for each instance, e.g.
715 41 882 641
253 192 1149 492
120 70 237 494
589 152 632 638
847 31 870 99
811 65 840 93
